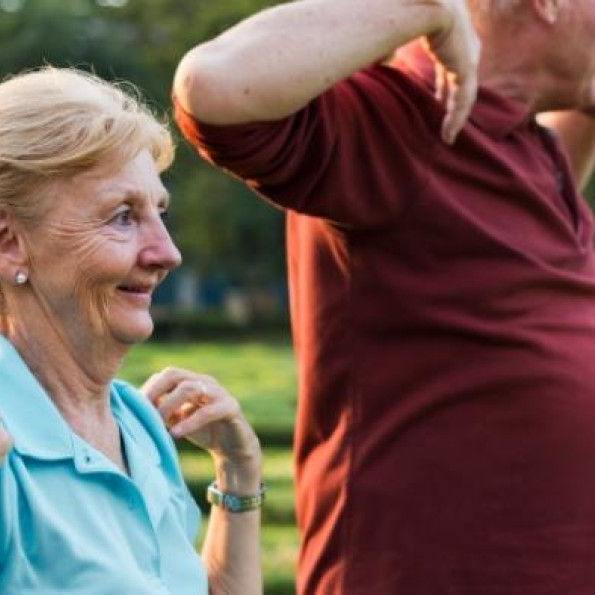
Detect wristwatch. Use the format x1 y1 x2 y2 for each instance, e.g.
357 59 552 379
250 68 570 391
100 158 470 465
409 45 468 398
206 481 266 513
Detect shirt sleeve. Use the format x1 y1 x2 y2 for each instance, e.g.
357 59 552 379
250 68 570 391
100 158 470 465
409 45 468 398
174 65 441 229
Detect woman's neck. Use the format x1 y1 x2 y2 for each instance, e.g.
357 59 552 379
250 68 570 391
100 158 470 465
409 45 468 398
5 314 126 438
7 318 130 473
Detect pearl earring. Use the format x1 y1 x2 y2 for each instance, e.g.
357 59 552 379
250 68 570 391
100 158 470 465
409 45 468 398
14 271 28 286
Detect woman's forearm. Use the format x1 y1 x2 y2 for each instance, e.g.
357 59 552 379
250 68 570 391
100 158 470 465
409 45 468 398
201 461 263 594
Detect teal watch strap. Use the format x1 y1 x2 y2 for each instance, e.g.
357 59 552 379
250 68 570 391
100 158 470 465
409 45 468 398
207 481 266 513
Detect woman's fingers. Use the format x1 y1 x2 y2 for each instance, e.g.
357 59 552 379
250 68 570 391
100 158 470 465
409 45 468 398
170 400 238 439
141 367 259 464
146 371 236 429
157 378 213 424
140 366 192 404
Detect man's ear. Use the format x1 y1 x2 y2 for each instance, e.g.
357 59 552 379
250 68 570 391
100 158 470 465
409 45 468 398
531 0 562 24
0 209 29 284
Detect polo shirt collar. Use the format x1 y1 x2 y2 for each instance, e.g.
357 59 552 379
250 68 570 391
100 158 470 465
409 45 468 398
468 87 534 140
396 44 533 140
0 334 74 460
111 382 162 484
0 336 161 474
0 336 170 526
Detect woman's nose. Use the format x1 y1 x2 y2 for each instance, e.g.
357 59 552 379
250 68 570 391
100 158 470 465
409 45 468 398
139 217 182 271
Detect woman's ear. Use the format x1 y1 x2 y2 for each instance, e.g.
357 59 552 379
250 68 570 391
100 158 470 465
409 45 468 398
0 209 29 285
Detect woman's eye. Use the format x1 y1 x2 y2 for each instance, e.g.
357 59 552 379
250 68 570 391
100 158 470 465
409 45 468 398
112 208 133 227
160 209 170 225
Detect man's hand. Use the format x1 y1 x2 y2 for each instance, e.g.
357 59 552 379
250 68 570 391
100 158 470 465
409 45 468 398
425 0 481 144
0 415 12 466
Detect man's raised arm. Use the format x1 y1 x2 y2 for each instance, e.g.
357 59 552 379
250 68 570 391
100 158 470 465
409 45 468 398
173 0 480 144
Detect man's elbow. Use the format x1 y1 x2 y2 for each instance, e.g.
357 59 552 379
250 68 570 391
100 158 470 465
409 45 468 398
174 44 243 125
173 46 216 123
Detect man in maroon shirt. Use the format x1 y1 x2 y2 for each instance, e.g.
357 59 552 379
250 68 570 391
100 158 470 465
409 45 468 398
172 1 595 592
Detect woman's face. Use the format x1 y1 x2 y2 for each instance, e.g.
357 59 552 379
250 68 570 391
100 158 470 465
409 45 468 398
23 149 181 349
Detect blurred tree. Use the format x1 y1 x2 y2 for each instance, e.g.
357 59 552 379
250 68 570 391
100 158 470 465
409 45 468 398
0 0 145 83
0 0 287 287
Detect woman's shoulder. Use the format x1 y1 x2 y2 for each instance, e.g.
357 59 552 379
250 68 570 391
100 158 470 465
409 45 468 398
111 379 155 416
111 379 160 427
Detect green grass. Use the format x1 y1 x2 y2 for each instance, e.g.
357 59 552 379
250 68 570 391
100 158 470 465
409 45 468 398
261 525 299 595
119 339 299 594
121 340 298 441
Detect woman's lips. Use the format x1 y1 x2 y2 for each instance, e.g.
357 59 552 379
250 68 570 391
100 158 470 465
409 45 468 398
117 285 154 304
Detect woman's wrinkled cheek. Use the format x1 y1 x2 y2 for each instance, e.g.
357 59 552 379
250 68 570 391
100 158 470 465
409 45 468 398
72 272 111 338
39 219 126 337
43 218 108 258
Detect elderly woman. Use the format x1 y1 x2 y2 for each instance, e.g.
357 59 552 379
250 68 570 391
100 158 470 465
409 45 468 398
0 68 263 594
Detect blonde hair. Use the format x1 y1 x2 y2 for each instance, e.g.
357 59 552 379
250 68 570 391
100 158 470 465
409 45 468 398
0 66 174 227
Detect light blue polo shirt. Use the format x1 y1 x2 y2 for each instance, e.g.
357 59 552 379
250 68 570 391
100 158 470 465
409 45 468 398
0 336 208 594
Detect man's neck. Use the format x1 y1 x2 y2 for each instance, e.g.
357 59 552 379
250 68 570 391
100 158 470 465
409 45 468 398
477 24 591 114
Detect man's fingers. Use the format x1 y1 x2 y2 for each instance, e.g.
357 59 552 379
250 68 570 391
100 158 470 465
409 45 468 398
441 71 478 144
424 0 480 144
435 63 447 102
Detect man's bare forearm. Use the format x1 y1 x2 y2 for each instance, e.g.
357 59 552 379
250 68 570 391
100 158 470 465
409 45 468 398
174 0 478 142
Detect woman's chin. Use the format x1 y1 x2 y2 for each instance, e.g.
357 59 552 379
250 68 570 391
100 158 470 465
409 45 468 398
111 319 155 345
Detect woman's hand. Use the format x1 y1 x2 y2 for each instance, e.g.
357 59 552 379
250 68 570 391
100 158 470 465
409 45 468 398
141 367 262 482
0 415 12 466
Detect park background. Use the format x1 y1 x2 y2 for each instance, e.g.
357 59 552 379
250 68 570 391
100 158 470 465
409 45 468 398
0 0 297 593
6 2 595 594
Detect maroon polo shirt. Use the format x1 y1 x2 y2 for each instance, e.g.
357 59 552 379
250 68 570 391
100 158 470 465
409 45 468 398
174 53 595 594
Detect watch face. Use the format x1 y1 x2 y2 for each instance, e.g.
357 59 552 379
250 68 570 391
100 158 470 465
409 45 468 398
229 498 241 512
